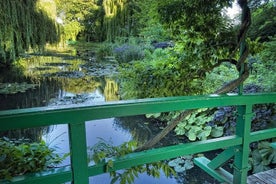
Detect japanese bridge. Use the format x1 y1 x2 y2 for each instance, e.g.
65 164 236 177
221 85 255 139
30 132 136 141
0 92 275 184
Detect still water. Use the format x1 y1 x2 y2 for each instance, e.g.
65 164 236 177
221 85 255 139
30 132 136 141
0 56 219 184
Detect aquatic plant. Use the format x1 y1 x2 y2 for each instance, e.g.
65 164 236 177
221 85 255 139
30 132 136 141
113 44 144 63
0 82 38 95
0 137 68 180
249 141 276 174
173 109 216 141
168 155 194 173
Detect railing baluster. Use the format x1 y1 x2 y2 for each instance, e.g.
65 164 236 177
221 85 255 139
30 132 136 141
69 123 89 184
233 104 253 184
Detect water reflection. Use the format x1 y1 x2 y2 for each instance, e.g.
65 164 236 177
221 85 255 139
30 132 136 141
0 56 119 110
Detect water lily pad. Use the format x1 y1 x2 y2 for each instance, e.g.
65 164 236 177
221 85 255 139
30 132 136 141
174 165 186 173
211 126 224 138
183 160 194 170
168 160 178 167
187 132 197 141
145 113 161 118
168 158 184 167
0 82 38 95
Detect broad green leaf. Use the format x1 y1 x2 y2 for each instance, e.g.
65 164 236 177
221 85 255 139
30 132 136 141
211 126 224 138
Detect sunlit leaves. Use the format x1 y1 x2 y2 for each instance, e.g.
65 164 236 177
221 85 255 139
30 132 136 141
157 0 234 38
246 38 276 92
0 0 59 63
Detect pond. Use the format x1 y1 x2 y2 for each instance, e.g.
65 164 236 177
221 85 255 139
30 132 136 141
0 55 220 184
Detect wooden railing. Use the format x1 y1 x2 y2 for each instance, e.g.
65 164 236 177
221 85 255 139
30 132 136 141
0 93 276 184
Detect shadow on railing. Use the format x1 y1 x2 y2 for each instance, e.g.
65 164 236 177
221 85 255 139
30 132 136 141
0 93 276 184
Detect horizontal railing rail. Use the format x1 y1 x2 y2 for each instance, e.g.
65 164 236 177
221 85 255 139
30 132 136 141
0 92 276 184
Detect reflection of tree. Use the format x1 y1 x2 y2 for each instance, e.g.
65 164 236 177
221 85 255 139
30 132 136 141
114 116 180 147
114 116 152 145
104 77 119 101
0 127 49 142
0 76 61 141
58 76 101 94
0 77 61 110
17 56 84 77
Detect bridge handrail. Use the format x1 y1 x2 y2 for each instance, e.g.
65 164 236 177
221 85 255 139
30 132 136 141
0 92 276 184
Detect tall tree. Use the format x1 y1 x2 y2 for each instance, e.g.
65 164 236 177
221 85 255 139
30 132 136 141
123 0 252 151
55 0 92 41
247 1 276 41
0 0 59 67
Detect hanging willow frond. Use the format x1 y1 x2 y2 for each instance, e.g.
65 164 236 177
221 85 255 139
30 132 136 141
0 0 60 65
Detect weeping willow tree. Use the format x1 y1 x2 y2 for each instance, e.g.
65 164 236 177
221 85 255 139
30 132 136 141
0 0 59 67
102 0 138 42
54 0 139 43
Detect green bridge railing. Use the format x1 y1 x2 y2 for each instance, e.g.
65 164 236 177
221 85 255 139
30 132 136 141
0 93 276 184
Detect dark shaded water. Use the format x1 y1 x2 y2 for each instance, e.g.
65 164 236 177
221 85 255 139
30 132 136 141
0 56 220 184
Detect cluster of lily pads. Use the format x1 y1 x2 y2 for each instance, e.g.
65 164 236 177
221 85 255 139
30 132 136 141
168 155 194 173
0 82 37 95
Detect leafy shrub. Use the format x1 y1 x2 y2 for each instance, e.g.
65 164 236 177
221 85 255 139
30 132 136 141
0 137 68 180
249 142 276 174
113 44 144 63
96 42 114 61
203 63 239 94
246 38 276 92
119 46 205 99
140 22 170 42
118 33 225 99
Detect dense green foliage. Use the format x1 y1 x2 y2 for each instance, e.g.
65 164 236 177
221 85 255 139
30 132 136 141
0 0 59 65
247 38 276 92
119 36 233 98
0 137 68 180
117 0 239 99
249 142 276 174
248 2 276 42
56 0 139 42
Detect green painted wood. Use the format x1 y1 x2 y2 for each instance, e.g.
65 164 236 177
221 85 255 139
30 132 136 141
233 105 253 184
194 157 233 183
88 136 242 176
69 123 89 184
207 147 235 169
0 93 275 131
250 128 276 142
270 142 276 149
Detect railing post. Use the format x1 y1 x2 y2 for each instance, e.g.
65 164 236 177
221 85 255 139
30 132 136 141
69 123 89 184
233 104 252 184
